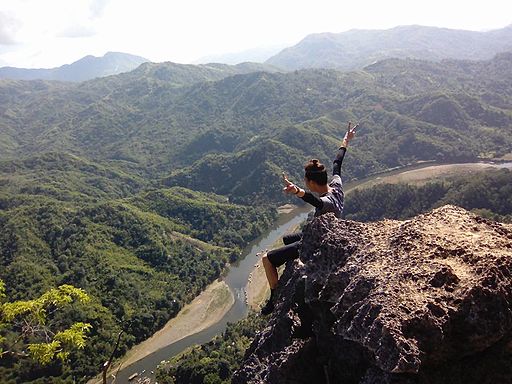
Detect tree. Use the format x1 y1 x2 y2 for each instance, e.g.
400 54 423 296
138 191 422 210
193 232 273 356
0 279 92 365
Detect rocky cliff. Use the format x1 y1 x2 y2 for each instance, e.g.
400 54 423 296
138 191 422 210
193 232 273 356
233 205 512 384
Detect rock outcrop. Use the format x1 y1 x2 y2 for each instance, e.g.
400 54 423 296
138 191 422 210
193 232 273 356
233 205 512 384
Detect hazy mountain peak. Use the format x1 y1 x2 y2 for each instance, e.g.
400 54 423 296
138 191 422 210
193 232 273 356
266 24 512 71
194 44 289 65
0 52 149 82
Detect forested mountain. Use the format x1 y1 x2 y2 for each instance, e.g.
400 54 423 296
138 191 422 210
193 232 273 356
1 52 512 382
266 25 512 70
0 153 275 381
1 53 511 203
0 52 149 82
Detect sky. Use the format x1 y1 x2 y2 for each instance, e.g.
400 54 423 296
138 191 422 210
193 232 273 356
0 0 511 68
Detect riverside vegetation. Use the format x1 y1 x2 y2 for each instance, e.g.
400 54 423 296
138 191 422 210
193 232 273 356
155 168 512 384
0 155 275 381
1 50 512 382
345 168 512 222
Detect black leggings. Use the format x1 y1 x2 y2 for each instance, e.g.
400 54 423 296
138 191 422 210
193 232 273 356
267 231 302 267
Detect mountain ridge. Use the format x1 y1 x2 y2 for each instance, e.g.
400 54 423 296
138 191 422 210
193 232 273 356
1 53 512 203
266 24 512 70
0 52 149 82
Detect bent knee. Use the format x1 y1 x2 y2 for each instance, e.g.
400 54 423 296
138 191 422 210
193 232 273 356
262 254 275 267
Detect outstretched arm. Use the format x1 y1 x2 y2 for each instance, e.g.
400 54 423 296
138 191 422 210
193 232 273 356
282 172 324 209
333 121 357 176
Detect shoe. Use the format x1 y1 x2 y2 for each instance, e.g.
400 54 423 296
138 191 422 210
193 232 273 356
260 297 274 315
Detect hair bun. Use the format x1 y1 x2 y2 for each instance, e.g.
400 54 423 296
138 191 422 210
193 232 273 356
304 159 328 184
310 159 324 170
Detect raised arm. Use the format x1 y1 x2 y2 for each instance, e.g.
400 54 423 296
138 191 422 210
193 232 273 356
333 121 357 176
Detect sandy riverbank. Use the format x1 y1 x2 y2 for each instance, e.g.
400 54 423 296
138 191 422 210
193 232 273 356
277 204 297 215
88 280 234 383
347 162 512 192
246 222 303 310
246 257 268 310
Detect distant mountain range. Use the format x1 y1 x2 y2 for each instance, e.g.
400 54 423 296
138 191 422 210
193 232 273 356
0 52 149 82
2 40 512 382
4 24 512 83
266 24 512 70
194 44 288 65
1 52 512 203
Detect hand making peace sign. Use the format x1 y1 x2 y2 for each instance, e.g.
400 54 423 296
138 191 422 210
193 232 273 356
345 121 358 142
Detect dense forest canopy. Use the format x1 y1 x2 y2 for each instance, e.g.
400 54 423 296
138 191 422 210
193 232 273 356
0 160 275 381
1 50 512 382
344 168 512 222
1 52 512 202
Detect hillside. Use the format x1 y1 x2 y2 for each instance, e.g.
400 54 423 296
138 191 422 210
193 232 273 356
1 52 512 382
266 24 512 70
0 52 149 82
345 168 512 222
1 53 511 203
0 152 276 382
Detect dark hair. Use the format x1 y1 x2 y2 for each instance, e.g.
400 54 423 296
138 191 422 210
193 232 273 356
304 159 327 185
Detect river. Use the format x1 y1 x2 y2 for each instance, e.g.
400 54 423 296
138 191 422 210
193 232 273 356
112 160 512 383
113 204 312 383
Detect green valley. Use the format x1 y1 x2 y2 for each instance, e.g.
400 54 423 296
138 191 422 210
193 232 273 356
1 51 512 382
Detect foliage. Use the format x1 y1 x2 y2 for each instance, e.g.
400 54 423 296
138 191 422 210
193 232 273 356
156 312 266 384
2 53 512 203
1 51 512 382
0 280 91 365
0 152 146 204
345 168 512 222
0 182 274 382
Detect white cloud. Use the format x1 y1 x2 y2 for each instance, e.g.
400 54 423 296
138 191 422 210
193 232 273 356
55 0 112 38
0 0 511 68
57 25 97 38
89 0 110 18
0 12 21 45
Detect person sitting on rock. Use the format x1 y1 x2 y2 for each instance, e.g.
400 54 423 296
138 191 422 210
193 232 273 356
259 121 357 315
